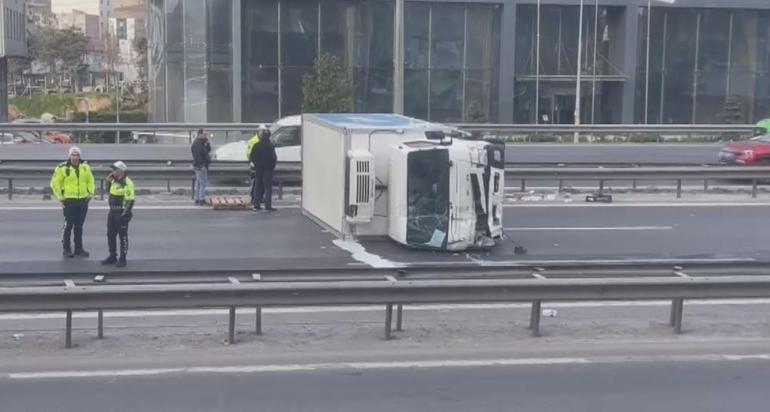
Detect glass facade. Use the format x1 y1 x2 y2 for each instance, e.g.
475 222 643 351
514 4 625 124
148 0 234 122
637 7 770 124
404 2 500 123
147 1 770 125
242 0 394 122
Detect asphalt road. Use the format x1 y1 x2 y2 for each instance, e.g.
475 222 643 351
1 203 769 274
0 143 724 165
2 359 768 412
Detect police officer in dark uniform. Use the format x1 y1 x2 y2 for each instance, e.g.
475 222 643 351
101 161 135 267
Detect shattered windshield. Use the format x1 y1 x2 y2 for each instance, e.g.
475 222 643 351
406 149 450 248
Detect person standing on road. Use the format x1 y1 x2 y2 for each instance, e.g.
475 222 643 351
246 130 261 206
101 161 135 268
249 129 277 211
50 146 95 258
191 129 211 205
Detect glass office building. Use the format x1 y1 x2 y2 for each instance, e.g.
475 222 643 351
148 0 770 124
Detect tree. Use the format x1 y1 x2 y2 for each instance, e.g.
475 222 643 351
29 20 89 93
56 28 89 92
133 36 148 83
102 28 121 90
301 53 353 113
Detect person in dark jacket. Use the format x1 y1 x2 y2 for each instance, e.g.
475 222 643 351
190 129 211 205
248 129 277 211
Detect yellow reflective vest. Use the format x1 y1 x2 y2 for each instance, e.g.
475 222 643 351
50 161 95 201
246 134 260 160
109 176 135 208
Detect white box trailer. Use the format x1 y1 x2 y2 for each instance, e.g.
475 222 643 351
301 113 504 251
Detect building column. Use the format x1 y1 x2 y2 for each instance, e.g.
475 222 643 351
232 0 242 122
498 0 516 123
620 4 639 124
393 0 404 115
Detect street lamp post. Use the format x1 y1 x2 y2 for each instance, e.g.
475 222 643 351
574 0 585 143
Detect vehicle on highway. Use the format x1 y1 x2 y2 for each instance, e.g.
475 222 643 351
212 115 302 163
10 119 72 144
719 123 770 165
0 131 50 144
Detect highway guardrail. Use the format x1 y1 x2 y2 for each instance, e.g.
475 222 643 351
0 122 757 144
3 261 770 347
2 164 770 200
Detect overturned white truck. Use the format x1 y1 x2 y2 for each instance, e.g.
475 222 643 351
301 114 505 251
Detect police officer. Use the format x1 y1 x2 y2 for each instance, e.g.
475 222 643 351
50 146 95 258
101 161 135 268
249 129 277 211
246 131 261 207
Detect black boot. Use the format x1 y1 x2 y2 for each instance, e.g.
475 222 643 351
74 249 90 258
116 255 127 268
101 255 117 265
63 248 74 258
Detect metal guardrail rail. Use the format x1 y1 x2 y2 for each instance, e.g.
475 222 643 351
454 123 756 134
2 164 770 200
3 262 770 347
0 122 755 134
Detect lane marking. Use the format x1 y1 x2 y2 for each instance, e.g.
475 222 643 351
463 257 754 267
505 226 673 232
0 205 300 211
2 299 770 321
531 272 547 280
505 203 770 208
332 239 401 269
8 354 770 380
674 271 691 278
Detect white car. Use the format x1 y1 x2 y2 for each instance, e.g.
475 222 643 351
213 115 301 163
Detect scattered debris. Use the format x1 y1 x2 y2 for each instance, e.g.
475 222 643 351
209 196 250 210
543 309 558 318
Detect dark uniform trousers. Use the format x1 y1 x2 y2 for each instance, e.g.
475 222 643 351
107 210 132 257
62 199 89 252
254 169 274 209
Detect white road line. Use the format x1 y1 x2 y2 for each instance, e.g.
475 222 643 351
2 299 770 321
505 226 673 232
505 202 770 208
0 205 302 211
8 354 770 380
463 257 754 267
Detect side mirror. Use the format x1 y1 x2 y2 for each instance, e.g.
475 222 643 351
425 130 445 140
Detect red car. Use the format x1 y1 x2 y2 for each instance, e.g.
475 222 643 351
719 135 770 165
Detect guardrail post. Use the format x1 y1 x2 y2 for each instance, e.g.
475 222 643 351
704 179 709 191
396 304 404 332
278 180 284 200
752 179 758 199
255 306 262 335
676 180 682 198
228 307 236 344
191 179 195 200
520 180 526 192
529 300 542 337
97 310 104 339
167 179 171 193
65 310 73 348
8 178 13 200
670 298 684 334
632 180 638 190
384 304 394 340
557 180 563 193
99 180 105 201
598 180 604 195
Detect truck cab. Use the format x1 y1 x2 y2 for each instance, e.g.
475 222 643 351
301 113 504 251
